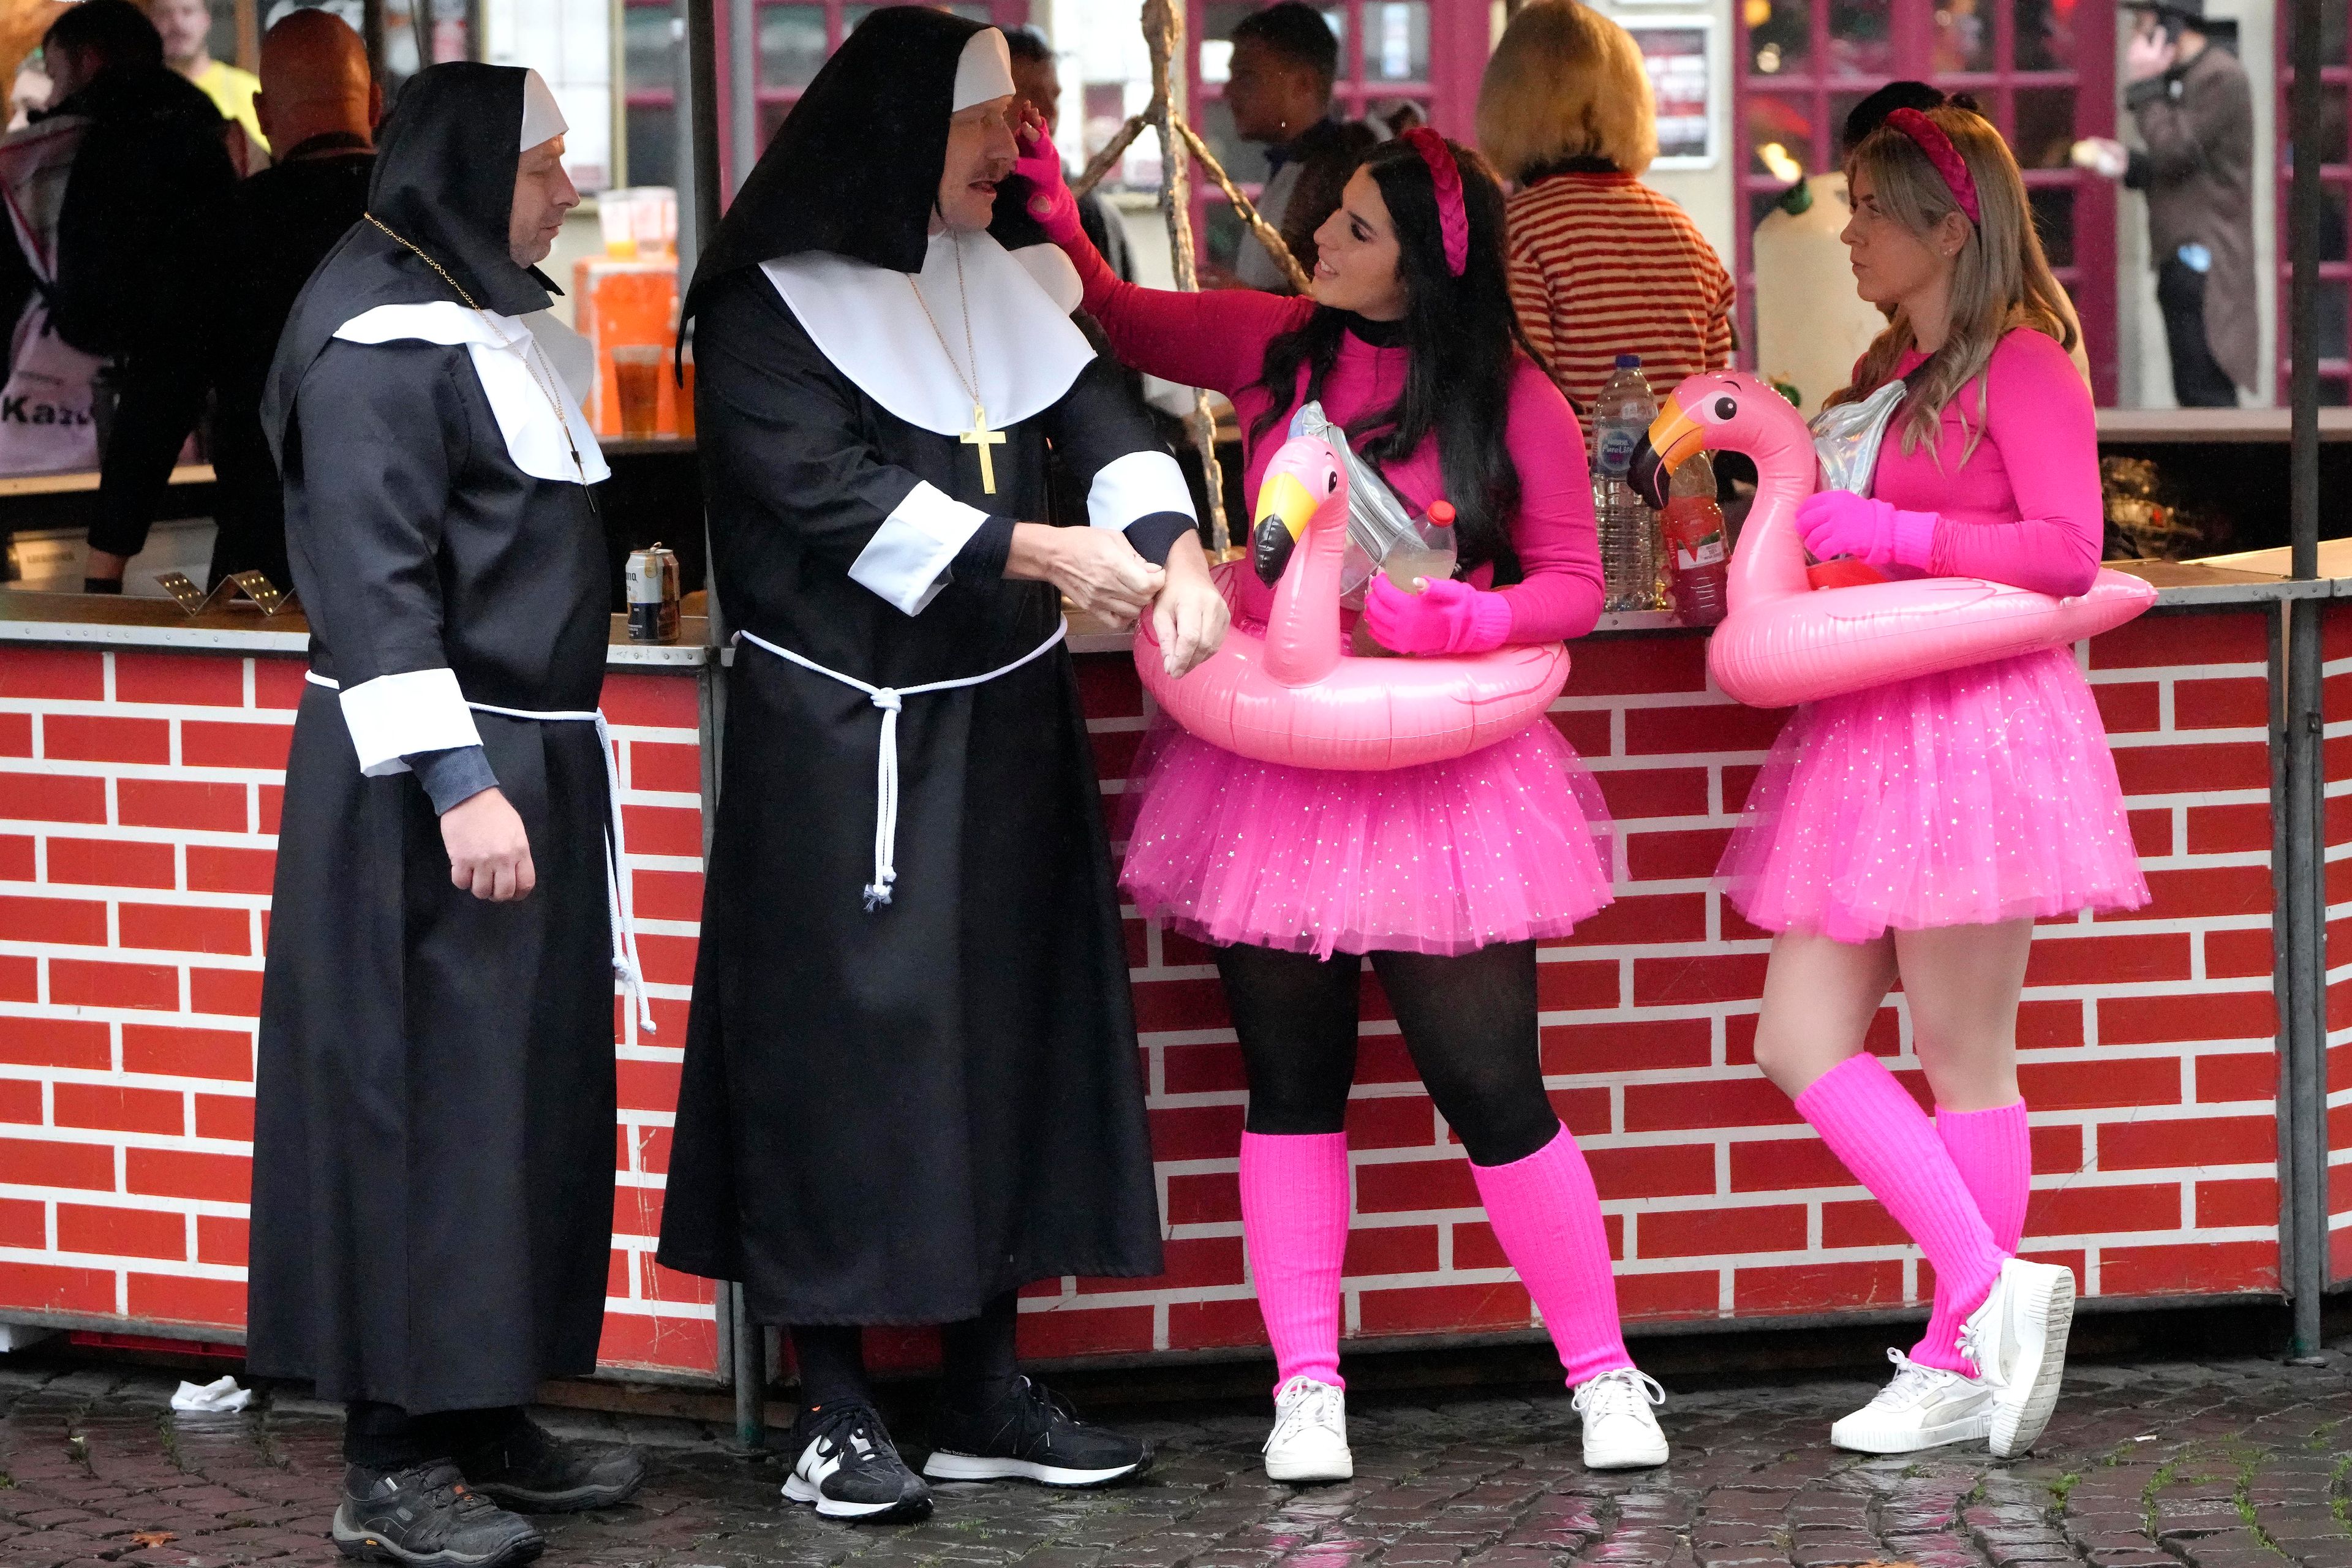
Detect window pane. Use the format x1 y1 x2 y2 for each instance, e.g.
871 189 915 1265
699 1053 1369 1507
2013 86 2077 170
1828 89 1872 154
1747 92 1818 178
2029 183 2075 270
2326 0 2346 66
2323 281 2350 358
628 104 678 193
2323 182 2348 265
2013 0 2075 70
1827 0 1894 76
758 5 828 91
1362 2 1428 83
1931 0 1993 74
1747 0 1812 78
624 6 676 91
2325 82 2349 168
2323 377 2350 409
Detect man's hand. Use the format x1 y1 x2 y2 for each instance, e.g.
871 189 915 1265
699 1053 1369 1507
2125 24 2176 83
1007 523 1164 627
2070 137 2129 179
1149 533 1229 677
442 787 536 902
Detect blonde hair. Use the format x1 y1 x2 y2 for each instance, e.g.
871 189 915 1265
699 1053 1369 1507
1476 0 1657 182
1827 104 2077 462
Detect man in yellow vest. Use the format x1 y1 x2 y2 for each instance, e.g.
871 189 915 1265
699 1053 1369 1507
153 0 263 165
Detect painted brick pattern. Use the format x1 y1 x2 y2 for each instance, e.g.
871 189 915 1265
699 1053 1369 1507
2321 604 2352 1286
0 609 2287 1375
0 648 713 1377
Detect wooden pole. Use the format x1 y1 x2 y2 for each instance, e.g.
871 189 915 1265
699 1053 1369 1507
233 0 258 73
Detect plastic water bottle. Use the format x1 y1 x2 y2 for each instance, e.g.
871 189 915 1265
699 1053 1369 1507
1659 453 1728 628
1591 355 1660 612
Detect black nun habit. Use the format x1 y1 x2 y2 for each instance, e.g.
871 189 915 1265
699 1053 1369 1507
655 6 1186 1325
247 62 630 1412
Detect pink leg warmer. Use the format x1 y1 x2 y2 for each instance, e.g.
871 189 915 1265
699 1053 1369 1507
1911 1099 2032 1370
1238 1131 1350 1395
1469 1122 1634 1388
1791 1055 2008 1375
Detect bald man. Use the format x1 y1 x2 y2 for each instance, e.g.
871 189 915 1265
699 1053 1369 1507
203 8 379 592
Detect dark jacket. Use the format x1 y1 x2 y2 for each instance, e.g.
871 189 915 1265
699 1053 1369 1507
2125 42 2256 394
45 64 237 562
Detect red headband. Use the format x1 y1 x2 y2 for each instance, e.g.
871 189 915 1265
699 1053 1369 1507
1401 127 1468 276
1883 107 1981 227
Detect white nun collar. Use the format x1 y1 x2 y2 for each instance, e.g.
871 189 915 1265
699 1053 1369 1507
763 228 1092 440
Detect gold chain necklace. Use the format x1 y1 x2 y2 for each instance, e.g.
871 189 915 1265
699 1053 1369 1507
905 234 1006 495
364 213 597 504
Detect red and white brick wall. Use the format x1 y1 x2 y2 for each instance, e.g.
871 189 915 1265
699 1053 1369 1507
0 606 2293 1379
2321 605 2352 1285
0 643 718 1379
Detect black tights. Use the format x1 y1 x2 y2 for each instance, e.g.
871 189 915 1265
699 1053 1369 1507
1216 939 1559 1168
788 1288 1020 1413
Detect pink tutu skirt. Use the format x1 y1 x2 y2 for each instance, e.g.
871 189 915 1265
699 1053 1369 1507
1720 646 2149 943
1120 711 1613 960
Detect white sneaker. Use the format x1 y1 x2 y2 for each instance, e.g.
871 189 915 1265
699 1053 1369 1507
1263 1376 1352 1483
1829 1348 1995 1453
1570 1368 1668 1470
1958 1256 2076 1458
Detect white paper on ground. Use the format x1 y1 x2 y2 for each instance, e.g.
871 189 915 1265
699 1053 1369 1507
170 1374 252 1412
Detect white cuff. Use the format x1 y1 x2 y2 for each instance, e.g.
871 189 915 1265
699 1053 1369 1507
337 668 483 776
1087 449 1196 532
848 480 992 615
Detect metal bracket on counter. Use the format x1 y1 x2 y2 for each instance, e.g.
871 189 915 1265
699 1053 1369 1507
154 571 296 618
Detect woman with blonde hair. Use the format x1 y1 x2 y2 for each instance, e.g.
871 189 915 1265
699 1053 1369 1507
1726 103 2146 1459
1478 0 1733 412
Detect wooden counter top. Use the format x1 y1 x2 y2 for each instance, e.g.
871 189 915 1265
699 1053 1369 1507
2095 407 2352 443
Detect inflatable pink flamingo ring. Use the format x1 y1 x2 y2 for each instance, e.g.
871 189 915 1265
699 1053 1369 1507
1627 370 2155 710
1134 432 1572 770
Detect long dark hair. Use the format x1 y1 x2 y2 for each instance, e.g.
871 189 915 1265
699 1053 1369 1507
1247 136 1537 582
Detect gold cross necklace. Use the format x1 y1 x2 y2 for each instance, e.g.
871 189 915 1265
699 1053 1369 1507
364 213 598 514
905 234 1006 495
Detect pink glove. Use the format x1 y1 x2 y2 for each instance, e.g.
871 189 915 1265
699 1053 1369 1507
1014 114 1084 250
1363 575 1513 656
1796 489 1940 571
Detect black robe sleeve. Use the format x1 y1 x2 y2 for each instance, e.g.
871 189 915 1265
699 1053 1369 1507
285 338 494 787
1036 349 1199 567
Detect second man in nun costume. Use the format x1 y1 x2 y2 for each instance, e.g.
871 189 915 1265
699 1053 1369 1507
248 62 647 1568
657 6 1227 1525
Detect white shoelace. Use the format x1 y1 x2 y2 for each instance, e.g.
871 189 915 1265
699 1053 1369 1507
1265 1378 1343 1453
1954 1295 2009 1389
1572 1368 1665 1423
1871 1348 1954 1409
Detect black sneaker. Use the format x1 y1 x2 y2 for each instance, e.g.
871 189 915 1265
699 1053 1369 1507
781 1400 933 1523
332 1462 545 1568
922 1376 1152 1488
452 1416 646 1512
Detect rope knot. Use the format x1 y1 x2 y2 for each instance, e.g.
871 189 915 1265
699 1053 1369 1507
870 687 903 713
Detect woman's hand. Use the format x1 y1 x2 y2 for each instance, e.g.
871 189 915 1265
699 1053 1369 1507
1013 107 1084 249
1362 575 1512 656
1150 533 1230 678
441 788 535 902
1796 490 1937 570
1007 522 1164 627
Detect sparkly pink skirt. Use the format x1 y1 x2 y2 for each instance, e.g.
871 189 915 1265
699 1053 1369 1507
1119 710 1614 960
1719 646 2149 943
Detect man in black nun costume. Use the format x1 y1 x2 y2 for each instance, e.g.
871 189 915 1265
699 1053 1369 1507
247 61 646 1568
656 5 1226 1526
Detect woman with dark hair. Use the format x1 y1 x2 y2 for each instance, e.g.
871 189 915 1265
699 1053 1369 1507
1016 123 1667 1482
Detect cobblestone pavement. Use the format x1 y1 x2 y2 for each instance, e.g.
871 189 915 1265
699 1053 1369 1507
2 1347 2349 1568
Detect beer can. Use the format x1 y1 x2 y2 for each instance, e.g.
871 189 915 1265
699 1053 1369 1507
626 544 680 644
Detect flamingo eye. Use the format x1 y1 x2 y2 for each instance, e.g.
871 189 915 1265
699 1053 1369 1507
1325 471 1340 494
1713 396 1738 421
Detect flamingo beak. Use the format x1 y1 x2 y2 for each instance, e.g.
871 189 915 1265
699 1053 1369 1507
1251 470 1320 586
1628 403 1706 510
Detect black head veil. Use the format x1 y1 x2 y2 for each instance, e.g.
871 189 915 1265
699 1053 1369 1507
261 61 559 459
679 6 989 338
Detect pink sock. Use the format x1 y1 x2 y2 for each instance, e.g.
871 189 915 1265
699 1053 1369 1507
1239 1131 1350 1395
1911 1100 2032 1370
1469 1122 1634 1388
1792 1055 2008 1375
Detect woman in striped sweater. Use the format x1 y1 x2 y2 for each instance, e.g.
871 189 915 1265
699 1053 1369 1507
1479 0 1735 415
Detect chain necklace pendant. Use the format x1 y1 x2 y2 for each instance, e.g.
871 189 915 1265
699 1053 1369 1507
962 399 1005 495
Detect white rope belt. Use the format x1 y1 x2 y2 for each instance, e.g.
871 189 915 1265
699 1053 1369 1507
734 620 1068 911
304 671 654 1033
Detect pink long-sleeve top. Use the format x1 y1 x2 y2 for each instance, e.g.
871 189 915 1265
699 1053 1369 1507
1871 327 2105 600
1060 236 1605 641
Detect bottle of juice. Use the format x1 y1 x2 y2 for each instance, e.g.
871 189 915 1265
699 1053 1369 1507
1659 453 1728 628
